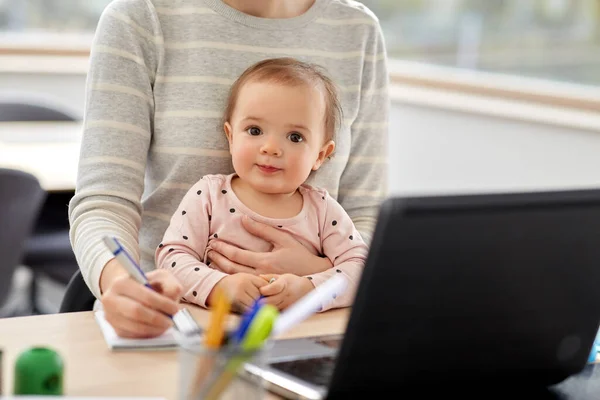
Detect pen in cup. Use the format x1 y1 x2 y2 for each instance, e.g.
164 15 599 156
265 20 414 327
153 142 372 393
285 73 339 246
272 273 347 337
203 304 278 400
231 275 275 342
189 288 231 399
229 276 274 343
232 297 263 344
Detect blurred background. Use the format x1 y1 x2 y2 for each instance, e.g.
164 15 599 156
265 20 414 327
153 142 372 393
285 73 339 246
1 0 599 316
2 0 600 84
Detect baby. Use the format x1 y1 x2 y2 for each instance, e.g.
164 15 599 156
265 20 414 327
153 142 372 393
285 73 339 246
156 58 368 313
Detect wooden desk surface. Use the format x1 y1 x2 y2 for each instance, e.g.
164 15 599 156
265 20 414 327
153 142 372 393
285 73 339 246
0 121 81 191
0 306 350 399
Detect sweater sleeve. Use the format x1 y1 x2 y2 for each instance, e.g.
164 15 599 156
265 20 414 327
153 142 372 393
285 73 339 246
337 18 390 246
306 194 369 312
68 0 162 299
155 178 228 308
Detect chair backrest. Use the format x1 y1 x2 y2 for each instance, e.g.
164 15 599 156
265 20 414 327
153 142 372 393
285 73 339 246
59 269 96 313
0 168 46 307
0 94 79 122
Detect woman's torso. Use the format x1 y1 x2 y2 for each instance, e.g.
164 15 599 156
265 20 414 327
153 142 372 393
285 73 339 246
139 0 380 269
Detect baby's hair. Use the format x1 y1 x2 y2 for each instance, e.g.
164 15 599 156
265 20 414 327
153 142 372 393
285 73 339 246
224 57 342 143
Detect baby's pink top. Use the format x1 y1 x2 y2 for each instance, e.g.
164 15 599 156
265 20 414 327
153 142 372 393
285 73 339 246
155 174 368 311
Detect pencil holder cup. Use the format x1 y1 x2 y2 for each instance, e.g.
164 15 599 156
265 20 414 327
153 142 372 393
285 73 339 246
178 339 268 400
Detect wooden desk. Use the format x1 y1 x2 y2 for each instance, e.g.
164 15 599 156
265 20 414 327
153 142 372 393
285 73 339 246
0 306 350 399
0 121 81 191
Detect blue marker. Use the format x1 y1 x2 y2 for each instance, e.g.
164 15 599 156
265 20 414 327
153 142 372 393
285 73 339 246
232 297 263 343
231 278 276 342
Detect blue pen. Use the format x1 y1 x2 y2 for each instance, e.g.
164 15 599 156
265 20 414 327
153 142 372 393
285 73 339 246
103 235 178 323
101 236 210 337
103 236 153 289
232 297 263 343
231 277 276 342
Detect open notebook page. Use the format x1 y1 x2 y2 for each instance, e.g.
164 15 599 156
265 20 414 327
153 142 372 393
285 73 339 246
94 311 179 351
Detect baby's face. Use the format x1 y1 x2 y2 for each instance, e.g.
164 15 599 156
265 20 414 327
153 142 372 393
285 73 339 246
225 80 333 196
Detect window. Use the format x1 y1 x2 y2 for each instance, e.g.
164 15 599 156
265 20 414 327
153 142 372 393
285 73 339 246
0 0 110 32
2 0 599 87
361 0 600 86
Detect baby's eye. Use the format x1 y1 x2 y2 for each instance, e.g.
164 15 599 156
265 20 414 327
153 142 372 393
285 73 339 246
247 126 262 136
288 132 303 143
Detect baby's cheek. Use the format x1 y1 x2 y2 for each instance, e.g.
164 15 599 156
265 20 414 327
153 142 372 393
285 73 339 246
232 145 254 166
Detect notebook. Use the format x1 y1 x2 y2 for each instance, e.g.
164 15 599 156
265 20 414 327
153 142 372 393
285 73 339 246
95 311 181 351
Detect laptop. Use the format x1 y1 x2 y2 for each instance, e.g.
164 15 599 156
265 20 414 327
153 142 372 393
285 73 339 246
244 188 600 399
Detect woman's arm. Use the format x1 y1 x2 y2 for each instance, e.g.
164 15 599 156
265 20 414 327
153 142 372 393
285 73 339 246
68 0 185 339
68 0 163 299
337 19 390 245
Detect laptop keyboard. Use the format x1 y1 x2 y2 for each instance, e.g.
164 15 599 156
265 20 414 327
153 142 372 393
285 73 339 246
270 356 337 388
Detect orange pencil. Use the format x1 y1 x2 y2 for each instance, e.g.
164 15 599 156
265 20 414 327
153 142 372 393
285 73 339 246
188 288 231 399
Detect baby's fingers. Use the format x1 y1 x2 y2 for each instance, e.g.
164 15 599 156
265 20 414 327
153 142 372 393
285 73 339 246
259 278 286 296
261 292 286 310
233 292 255 314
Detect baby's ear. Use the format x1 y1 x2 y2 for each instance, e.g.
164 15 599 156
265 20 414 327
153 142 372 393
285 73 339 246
313 140 335 171
224 122 233 146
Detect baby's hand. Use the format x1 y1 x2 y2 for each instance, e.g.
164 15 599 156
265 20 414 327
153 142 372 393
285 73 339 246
259 274 314 310
208 273 267 313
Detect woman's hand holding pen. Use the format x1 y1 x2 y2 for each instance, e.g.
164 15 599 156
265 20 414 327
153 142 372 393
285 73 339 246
100 260 182 338
207 216 332 276
258 274 313 311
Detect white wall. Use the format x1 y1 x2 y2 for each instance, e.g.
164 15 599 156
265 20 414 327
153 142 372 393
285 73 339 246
388 100 600 197
3 60 600 199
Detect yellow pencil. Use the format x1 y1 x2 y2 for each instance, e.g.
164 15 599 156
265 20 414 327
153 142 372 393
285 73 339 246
204 305 279 400
205 288 231 348
188 288 231 399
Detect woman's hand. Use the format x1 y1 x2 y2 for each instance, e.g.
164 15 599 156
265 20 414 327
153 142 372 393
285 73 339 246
100 260 183 338
207 216 332 276
258 274 314 310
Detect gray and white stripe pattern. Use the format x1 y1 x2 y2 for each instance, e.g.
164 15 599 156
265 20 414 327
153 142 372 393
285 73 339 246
69 0 390 299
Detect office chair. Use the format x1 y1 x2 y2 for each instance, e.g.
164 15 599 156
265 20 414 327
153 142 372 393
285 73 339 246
0 101 76 121
0 94 81 313
59 269 96 313
0 168 46 317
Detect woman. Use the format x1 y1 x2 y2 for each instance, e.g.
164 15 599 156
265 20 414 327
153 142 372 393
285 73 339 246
69 0 389 338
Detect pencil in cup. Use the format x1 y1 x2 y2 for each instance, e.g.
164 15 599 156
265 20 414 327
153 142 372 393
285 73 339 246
187 288 231 399
179 341 268 400
201 304 278 399
200 347 265 400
